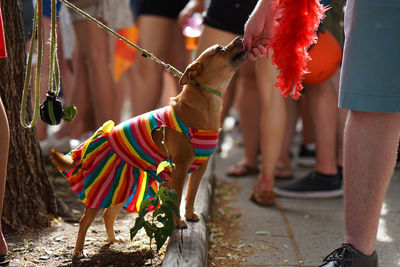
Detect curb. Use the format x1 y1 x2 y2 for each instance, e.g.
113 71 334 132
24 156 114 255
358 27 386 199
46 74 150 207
162 159 215 267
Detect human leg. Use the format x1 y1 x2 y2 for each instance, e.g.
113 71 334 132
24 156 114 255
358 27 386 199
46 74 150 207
131 16 180 116
343 111 400 255
251 55 286 205
195 25 239 123
307 78 339 175
194 25 261 176
0 98 9 257
74 19 116 127
227 61 261 176
55 46 95 140
275 74 343 198
275 98 298 179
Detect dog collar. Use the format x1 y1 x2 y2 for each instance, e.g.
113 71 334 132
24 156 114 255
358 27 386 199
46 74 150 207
193 82 222 96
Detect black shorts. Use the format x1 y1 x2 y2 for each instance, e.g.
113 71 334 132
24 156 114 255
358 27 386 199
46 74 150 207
204 0 258 35
140 0 189 19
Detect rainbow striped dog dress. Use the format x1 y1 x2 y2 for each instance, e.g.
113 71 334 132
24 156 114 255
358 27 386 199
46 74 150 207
62 106 219 212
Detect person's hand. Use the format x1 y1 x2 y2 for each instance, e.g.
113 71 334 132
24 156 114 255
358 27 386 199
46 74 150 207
178 0 204 26
243 0 274 60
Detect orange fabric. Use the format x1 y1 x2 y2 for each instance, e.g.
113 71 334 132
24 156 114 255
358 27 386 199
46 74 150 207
303 30 342 85
113 24 139 82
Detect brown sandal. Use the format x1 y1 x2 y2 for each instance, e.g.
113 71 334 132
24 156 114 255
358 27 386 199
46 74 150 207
250 190 276 206
226 162 259 177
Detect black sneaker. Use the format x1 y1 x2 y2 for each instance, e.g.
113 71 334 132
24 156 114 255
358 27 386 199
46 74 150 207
320 243 378 267
273 170 343 198
297 144 316 167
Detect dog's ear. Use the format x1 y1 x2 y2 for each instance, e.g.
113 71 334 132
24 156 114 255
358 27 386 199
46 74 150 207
179 62 202 86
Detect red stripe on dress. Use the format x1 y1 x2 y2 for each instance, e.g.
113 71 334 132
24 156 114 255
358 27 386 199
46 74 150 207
135 117 164 162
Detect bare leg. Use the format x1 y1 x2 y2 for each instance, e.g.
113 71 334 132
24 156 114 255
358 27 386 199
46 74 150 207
55 47 95 139
255 55 286 192
344 111 400 255
0 98 9 256
74 19 116 127
299 94 315 145
276 98 299 176
237 62 261 167
195 25 239 123
131 16 183 116
306 77 339 175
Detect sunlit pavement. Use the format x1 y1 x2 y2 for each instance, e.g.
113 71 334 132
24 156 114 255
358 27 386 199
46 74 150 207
212 132 400 267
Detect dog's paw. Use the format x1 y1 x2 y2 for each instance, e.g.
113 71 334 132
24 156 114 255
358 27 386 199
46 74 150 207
108 236 125 244
176 218 188 229
72 250 86 260
185 212 200 222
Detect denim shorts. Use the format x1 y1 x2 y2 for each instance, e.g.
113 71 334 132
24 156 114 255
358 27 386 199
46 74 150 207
339 0 400 113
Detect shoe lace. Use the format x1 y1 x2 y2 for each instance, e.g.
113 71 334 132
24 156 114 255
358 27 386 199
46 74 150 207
322 243 358 267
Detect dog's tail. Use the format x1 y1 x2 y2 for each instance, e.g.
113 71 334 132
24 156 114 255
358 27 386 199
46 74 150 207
50 148 75 171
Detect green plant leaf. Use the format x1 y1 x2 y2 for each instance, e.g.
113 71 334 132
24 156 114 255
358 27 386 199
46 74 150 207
151 197 160 208
130 217 145 240
138 199 152 217
62 105 77 123
143 221 155 238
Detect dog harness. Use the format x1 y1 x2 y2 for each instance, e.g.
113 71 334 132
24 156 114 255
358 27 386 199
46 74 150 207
63 106 219 212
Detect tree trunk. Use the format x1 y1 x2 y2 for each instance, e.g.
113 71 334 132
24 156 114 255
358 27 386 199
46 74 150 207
0 0 69 232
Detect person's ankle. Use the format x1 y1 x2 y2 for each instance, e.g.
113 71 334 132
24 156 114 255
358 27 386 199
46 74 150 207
314 166 338 176
0 230 8 255
344 239 376 256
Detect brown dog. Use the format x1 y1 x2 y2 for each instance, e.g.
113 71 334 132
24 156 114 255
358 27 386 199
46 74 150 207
50 37 247 258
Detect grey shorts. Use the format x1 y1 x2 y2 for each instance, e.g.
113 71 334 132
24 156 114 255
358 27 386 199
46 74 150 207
338 0 400 113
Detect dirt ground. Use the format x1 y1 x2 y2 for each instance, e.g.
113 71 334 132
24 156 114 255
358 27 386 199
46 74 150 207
5 159 248 266
207 179 254 266
5 161 166 267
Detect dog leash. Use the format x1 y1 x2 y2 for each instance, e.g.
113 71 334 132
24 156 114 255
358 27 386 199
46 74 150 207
20 0 221 129
20 0 77 128
60 0 222 97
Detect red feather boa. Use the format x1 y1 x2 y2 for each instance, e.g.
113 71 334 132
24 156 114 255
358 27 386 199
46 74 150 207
267 0 327 99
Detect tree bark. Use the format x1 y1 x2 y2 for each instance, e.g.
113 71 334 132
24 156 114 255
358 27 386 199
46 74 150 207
0 0 69 232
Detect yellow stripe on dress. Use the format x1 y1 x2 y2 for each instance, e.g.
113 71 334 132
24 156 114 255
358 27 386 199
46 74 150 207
135 172 148 211
83 153 117 200
112 162 128 204
169 109 182 133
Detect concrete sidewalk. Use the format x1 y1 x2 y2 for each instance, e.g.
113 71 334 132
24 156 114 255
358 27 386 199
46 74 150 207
164 133 400 266
212 138 400 266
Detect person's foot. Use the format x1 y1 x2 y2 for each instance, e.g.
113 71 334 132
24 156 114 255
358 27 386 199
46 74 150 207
226 160 259 177
274 170 343 198
319 243 378 267
297 144 316 167
275 165 294 179
0 230 9 266
250 189 275 206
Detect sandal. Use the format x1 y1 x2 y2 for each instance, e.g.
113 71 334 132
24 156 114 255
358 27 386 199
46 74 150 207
226 161 259 177
275 166 294 180
250 189 276 206
0 255 9 266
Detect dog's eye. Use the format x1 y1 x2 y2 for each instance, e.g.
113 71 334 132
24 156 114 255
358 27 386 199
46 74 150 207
216 45 224 51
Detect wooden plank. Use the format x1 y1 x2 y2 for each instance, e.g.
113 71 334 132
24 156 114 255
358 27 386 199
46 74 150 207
162 160 215 267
